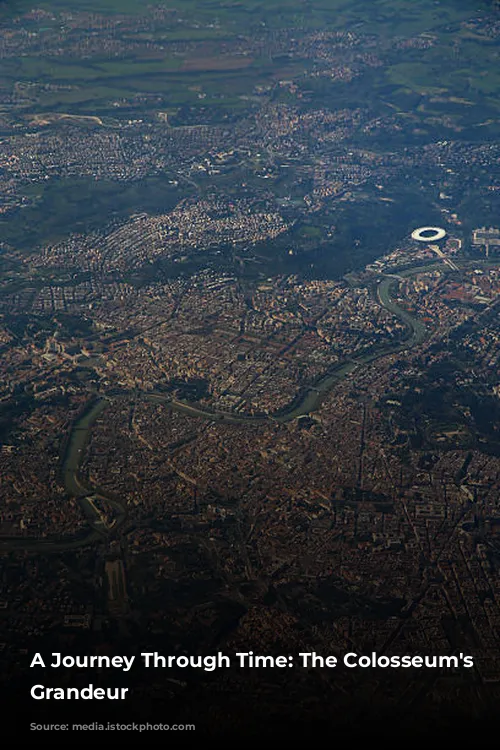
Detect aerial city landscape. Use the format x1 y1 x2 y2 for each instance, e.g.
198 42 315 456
1 0 500 736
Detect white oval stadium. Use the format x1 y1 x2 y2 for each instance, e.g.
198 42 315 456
411 226 447 242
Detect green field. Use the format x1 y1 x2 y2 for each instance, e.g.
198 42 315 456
1 0 499 252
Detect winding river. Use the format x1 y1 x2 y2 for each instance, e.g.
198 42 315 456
0 261 469 551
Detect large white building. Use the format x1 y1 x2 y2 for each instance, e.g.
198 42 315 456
411 226 447 242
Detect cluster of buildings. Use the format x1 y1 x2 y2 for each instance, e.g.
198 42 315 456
66 344 500 691
0 399 87 539
472 227 500 256
2 0 500 723
53 198 289 273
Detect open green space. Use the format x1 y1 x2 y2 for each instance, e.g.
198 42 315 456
0 0 496 120
0 176 184 249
